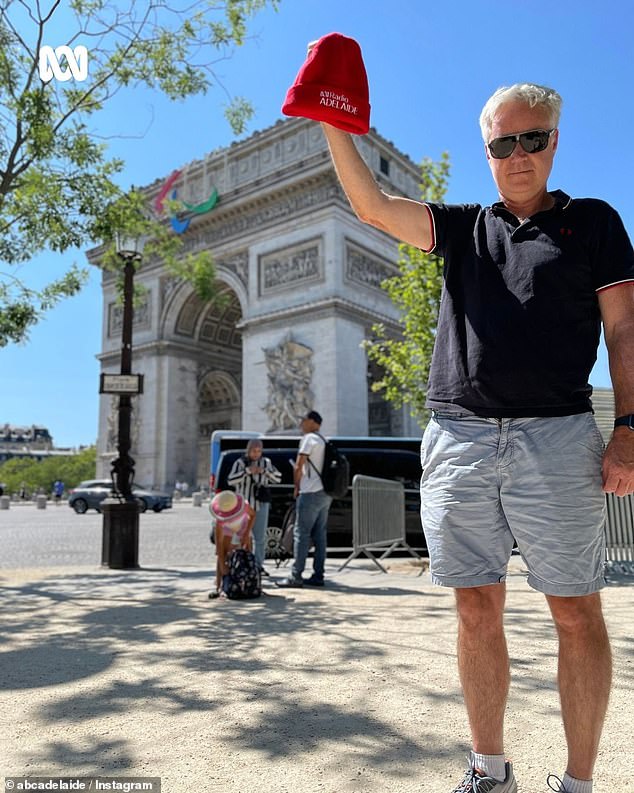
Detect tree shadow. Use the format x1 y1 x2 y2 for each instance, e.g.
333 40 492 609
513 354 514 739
2 564 631 777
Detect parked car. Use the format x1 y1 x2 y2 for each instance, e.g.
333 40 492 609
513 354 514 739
214 439 426 555
68 479 173 514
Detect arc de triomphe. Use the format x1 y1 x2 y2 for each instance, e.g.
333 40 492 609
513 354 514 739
91 118 424 489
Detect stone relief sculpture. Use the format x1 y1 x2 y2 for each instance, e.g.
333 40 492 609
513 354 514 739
161 276 180 309
261 242 321 293
346 243 396 291
109 292 151 337
105 396 140 454
263 336 314 431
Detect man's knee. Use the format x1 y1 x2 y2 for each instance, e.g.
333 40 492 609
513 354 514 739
455 584 506 633
547 592 607 636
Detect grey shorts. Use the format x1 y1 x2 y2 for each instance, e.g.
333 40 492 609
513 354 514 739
420 412 606 596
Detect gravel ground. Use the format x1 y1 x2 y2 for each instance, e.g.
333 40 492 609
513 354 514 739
1 550 632 793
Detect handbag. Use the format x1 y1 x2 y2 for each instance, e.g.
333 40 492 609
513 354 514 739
254 483 271 503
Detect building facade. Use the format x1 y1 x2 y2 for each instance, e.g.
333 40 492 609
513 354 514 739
92 118 425 490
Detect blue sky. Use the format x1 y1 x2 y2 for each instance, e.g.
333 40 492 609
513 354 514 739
1 0 632 447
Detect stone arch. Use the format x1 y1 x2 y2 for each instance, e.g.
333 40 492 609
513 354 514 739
196 369 242 485
168 285 243 346
162 277 246 488
159 262 248 341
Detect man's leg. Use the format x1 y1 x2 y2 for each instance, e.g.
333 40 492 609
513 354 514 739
309 493 331 580
455 583 509 756
290 493 315 580
546 593 612 781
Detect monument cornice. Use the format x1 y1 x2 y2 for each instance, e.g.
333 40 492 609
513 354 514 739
97 171 353 286
238 296 403 335
174 172 349 253
97 337 239 365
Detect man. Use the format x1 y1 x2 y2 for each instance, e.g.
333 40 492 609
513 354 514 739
53 479 64 504
276 410 332 588
318 82 634 793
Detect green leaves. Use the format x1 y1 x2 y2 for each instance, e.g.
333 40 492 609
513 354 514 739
0 264 88 348
0 446 98 494
97 186 222 309
0 0 279 345
364 153 451 422
224 96 255 135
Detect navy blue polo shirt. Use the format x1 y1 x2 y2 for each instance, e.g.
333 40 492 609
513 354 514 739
425 190 634 417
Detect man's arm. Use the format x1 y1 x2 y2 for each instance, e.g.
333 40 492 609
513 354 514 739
598 283 634 496
321 123 434 251
293 452 308 498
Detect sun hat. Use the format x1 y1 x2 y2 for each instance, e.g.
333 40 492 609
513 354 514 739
209 490 246 522
282 32 370 135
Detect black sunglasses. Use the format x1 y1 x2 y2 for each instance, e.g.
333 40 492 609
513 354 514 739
487 128 555 159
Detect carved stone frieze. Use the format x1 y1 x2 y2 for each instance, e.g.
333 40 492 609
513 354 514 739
178 181 344 255
222 124 325 189
108 292 151 338
259 239 322 295
345 241 397 292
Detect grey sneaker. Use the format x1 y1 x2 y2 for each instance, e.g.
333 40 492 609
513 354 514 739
452 760 517 793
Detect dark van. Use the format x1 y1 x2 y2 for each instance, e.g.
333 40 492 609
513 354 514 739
214 437 426 555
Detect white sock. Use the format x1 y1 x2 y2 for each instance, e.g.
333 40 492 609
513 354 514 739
562 773 592 793
471 751 506 782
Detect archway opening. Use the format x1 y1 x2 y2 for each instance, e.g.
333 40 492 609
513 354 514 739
187 288 243 487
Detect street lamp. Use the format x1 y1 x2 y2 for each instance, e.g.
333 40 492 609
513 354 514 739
100 232 146 569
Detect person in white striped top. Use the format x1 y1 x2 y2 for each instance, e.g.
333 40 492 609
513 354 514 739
227 439 282 573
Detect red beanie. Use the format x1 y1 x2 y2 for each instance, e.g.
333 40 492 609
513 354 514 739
282 32 370 135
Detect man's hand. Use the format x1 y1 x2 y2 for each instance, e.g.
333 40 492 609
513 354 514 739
602 430 634 496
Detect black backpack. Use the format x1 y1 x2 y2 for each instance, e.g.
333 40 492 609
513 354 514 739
222 549 262 599
309 434 350 499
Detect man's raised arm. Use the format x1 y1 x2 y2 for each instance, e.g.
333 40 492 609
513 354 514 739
320 122 434 251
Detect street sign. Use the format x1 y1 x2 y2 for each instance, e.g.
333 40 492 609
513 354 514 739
99 373 144 395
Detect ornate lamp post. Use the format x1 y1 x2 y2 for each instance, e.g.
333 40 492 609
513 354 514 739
100 233 146 569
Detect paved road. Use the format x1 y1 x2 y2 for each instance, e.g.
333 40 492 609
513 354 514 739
0 500 214 569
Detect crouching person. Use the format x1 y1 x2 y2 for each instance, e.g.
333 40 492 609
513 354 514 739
209 490 261 600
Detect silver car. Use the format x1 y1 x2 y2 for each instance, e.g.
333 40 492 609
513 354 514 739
68 479 172 514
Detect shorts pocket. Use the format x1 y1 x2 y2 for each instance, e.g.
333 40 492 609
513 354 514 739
431 410 472 420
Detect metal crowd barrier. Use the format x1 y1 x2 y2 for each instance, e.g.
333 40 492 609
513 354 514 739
338 474 423 573
604 493 634 576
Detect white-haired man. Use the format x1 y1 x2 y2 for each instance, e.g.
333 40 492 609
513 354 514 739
319 82 634 793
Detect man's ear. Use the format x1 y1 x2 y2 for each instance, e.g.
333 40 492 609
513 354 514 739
552 128 559 153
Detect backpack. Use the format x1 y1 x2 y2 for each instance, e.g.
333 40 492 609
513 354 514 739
222 549 262 599
309 434 350 499
280 504 296 559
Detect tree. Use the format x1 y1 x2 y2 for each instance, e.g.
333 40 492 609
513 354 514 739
363 152 450 422
0 445 97 494
0 0 279 345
